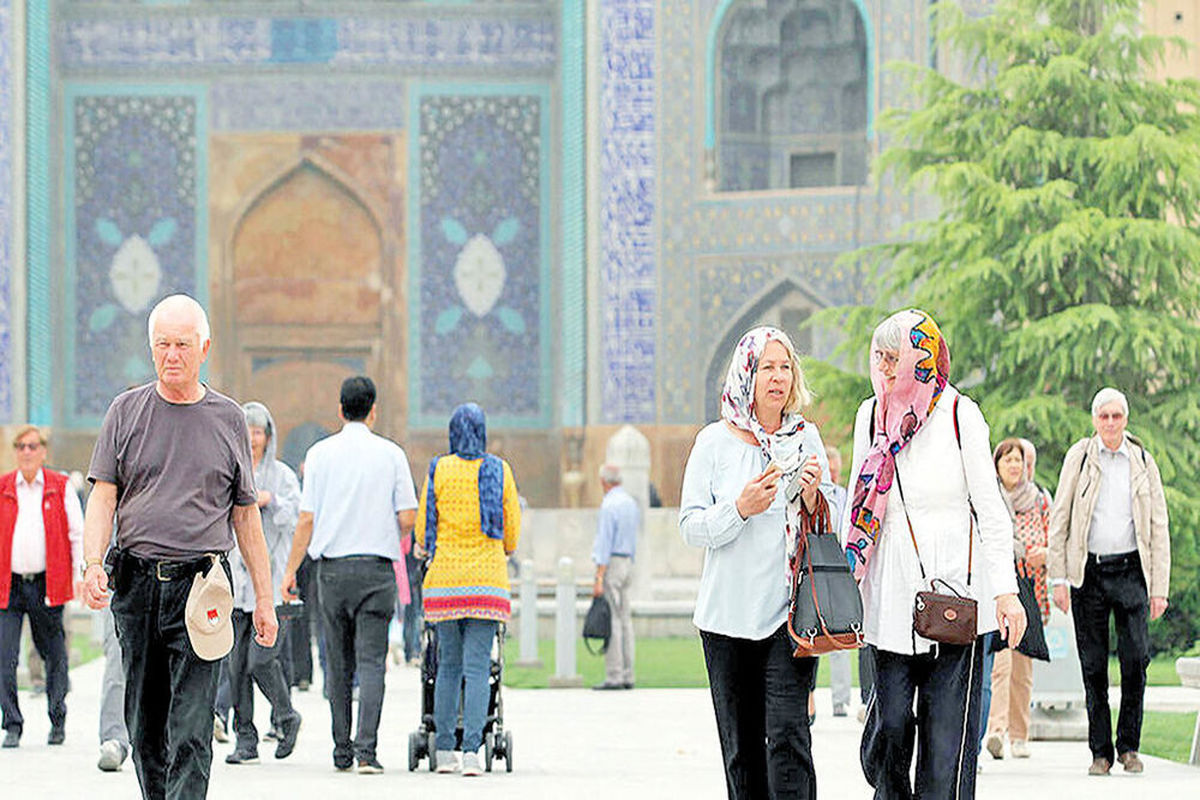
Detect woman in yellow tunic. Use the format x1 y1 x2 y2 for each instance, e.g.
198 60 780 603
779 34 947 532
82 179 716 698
417 403 521 776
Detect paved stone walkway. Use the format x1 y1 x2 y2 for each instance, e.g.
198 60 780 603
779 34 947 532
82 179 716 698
2 657 1196 798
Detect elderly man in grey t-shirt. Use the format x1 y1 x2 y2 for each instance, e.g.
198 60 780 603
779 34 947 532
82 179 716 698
81 294 278 800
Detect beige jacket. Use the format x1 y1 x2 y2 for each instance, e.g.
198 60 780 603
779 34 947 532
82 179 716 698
1046 434 1170 598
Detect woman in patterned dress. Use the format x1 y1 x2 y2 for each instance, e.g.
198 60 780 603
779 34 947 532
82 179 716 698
416 403 521 776
983 438 1051 761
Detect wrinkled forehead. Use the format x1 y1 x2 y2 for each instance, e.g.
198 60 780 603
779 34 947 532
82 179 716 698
1094 400 1127 418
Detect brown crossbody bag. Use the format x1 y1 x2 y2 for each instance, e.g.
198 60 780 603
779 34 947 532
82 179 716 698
892 396 978 647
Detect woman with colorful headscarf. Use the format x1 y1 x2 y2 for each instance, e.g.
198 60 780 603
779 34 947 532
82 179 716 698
679 327 835 799
417 403 521 777
841 309 1025 799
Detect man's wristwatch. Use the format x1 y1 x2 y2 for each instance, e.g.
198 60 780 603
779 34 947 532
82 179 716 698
81 558 103 578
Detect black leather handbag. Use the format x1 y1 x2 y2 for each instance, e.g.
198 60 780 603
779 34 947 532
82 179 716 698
787 492 865 657
582 594 611 655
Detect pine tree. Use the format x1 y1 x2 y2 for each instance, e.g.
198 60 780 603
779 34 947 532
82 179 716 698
813 0 1200 651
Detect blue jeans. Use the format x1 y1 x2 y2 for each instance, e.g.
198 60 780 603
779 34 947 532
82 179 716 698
434 619 497 753
977 632 995 758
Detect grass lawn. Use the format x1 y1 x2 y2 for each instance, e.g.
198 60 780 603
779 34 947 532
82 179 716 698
1116 709 1196 764
1109 654 1182 687
502 635 866 690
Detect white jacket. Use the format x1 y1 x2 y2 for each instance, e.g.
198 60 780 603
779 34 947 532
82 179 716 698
840 386 1018 655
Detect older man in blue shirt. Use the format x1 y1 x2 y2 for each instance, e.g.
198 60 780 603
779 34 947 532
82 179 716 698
282 376 417 774
591 464 641 690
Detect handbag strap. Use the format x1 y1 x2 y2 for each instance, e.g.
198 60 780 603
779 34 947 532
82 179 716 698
889 395 975 587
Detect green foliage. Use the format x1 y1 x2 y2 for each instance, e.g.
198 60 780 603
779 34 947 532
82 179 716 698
813 0 1200 653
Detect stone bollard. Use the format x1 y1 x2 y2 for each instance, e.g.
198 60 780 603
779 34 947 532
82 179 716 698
1176 657 1200 765
549 556 582 687
516 558 542 668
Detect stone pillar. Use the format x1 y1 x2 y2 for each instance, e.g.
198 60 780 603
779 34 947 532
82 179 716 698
548 557 581 687
606 425 651 603
516 558 542 668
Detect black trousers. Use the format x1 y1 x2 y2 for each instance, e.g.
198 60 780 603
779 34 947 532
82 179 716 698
1070 554 1150 762
700 624 817 800
0 573 68 735
229 610 298 751
862 639 983 800
111 553 227 800
317 557 395 766
287 556 315 686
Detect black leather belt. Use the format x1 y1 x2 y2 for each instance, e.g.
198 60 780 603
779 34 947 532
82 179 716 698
610 553 632 559
14 572 45 583
123 553 216 582
1087 551 1139 568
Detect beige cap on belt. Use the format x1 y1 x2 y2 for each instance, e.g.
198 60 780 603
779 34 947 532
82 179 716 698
184 556 234 661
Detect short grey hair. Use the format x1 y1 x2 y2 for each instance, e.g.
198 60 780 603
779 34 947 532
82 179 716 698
147 294 211 347
243 404 270 431
870 310 912 353
1091 387 1129 417
598 464 622 485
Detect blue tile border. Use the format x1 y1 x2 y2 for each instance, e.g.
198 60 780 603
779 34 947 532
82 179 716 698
0 0 12 422
559 0 586 427
26 0 51 425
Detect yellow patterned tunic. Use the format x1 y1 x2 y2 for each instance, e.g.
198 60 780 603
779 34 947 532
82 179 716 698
417 455 521 623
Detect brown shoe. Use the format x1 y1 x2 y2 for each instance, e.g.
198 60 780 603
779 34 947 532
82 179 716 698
1088 757 1112 776
1118 751 1144 773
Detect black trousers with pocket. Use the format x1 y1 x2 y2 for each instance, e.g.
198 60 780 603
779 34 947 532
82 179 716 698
700 624 817 800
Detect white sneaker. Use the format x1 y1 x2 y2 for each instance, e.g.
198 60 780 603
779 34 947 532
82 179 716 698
462 749 483 777
1010 738 1030 758
98 739 127 772
435 750 460 774
985 731 1005 760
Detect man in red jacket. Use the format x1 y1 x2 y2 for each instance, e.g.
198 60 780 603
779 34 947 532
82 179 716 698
0 425 84 748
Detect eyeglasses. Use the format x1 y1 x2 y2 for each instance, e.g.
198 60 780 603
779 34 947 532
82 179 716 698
870 349 899 368
14 442 44 452
1096 412 1125 421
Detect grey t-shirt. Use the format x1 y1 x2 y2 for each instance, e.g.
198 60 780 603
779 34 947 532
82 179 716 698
88 383 257 559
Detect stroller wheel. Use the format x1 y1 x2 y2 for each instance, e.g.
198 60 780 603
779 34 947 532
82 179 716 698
409 731 422 772
427 732 438 772
484 734 494 772
505 731 513 772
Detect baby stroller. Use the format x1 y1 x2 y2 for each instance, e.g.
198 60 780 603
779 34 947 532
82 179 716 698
407 622 513 772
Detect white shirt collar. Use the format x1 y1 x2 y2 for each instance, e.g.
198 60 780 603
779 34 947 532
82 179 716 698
1099 436 1130 458
16 468 44 488
342 421 370 435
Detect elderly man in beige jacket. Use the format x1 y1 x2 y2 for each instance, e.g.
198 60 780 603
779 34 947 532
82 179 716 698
1047 387 1170 779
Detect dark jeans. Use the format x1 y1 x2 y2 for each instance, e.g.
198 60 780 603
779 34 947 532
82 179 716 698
700 624 817 800
288 556 315 686
111 553 227 800
862 639 983 800
859 644 876 705
0 573 68 735
229 610 297 751
317 557 395 765
1071 553 1150 762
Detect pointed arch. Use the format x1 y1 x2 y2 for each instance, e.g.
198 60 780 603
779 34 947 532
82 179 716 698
703 275 829 420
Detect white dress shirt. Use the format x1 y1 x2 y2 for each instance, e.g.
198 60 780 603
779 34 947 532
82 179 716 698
300 422 418 561
12 469 85 575
1087 440 1137 555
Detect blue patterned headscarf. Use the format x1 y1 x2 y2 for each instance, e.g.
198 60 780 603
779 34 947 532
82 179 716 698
423 403 505 557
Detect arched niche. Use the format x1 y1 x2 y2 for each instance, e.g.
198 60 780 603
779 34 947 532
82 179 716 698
231 157 385 326
704 277 827 420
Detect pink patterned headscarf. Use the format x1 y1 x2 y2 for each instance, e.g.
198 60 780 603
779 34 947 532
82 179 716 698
721 326 808 580
845 310 951 580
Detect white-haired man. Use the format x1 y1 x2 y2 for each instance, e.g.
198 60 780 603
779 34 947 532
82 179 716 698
591 464 640 690
81 294 278 799
1047 387 1170 777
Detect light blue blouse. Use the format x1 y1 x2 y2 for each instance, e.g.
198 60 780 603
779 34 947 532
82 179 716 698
679 421 835 640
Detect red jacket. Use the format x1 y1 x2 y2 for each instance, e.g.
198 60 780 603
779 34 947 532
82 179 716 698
0 469 75 608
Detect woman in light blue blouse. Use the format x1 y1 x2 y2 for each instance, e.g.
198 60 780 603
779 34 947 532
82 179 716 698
680 326 834 800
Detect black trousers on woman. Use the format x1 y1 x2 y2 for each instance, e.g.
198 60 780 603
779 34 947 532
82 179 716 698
861 640 983 800
701 624 818 800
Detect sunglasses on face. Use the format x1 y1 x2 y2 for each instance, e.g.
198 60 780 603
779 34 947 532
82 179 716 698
14 442 43 452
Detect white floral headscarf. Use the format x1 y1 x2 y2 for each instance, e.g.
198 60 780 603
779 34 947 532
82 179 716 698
721 326 808 580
